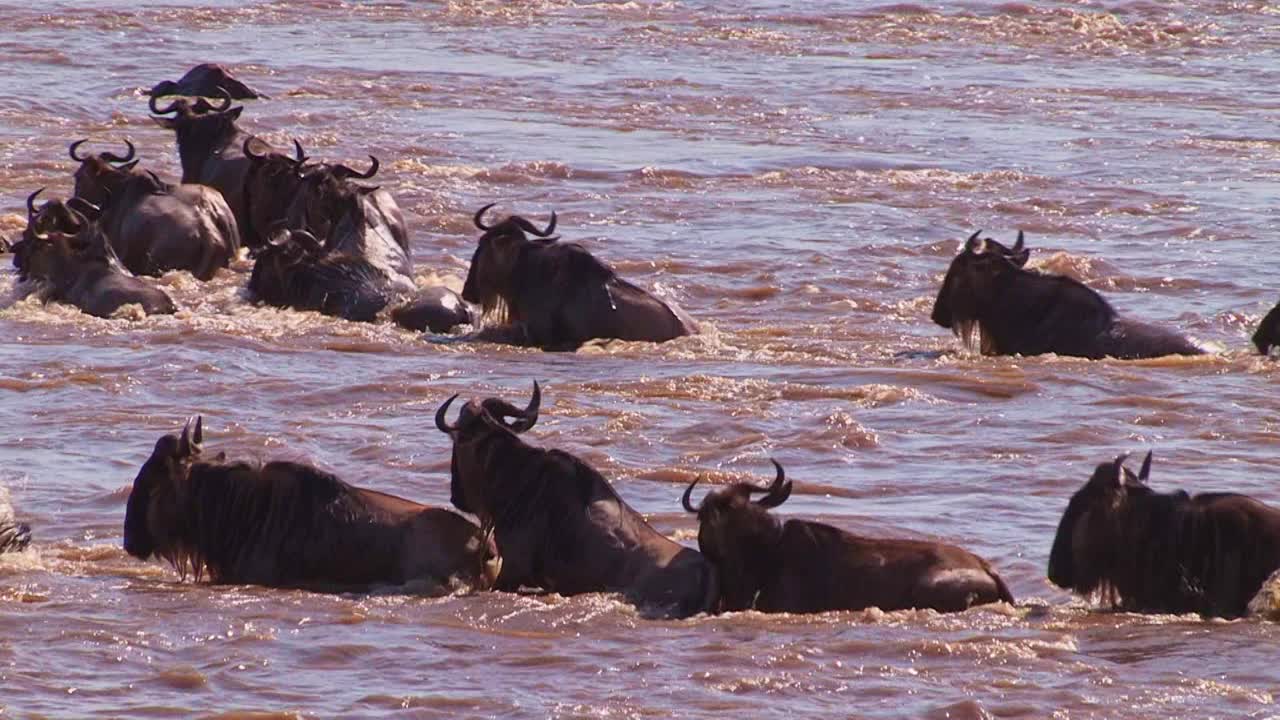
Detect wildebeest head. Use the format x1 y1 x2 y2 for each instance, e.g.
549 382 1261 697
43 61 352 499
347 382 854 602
682 460 792 611
1047 451 1152 597
149 63 263 101
930 230 1031 336
68 139 139 206
285 157 380 243
434 381 541 515
14 198 106 283
247 226 325 300
242 137 311 245
461 203 558 318
124 417 218 561
149 91 244 147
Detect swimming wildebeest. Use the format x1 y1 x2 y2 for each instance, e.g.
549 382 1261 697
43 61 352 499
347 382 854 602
931 230 1203 359
1252 300 1280 355
13 197 176 318
283 157 414 289
69 139 239 280
150 91 259 243
435 383 717 617
1048 452 1280 618
461 204 696 351
149 63 264 100
682 461 1013 614
248 227 471 331
123 417 500 591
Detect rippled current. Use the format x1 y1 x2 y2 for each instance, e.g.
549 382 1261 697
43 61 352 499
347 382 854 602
2 1 1279 717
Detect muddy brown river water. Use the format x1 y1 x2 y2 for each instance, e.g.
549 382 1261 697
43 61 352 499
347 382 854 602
2 0 1280 717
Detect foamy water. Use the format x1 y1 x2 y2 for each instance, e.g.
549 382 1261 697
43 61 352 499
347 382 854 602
3 0 1280 716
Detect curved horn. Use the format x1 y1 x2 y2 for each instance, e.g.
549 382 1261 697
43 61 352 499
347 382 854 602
67 197 101 218
101 139 136 164
26 188 43 220
243 136 267 162
435 394 460 434
1111 452 1131 484
292 139 307 165
210 86 233 113
473 202 497 231
68 139 90 162
334 155 379 180
1013 230 1025 253
753 459 792 509
965 229 984 252
149 94 181 116
681 477 700 514
292 229 323 255
1138 451 1152 483
145 170 166 189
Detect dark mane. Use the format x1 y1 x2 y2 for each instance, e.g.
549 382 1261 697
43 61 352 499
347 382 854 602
169 459 393 585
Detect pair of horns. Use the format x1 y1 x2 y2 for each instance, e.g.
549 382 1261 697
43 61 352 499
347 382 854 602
682 459 791 513
473 203 558 237
69 138 135 164
435 381 541 434
1113 450 1153 485
965 229 1026 255
265 222 323 255
244 137 308 166
149 87 233 116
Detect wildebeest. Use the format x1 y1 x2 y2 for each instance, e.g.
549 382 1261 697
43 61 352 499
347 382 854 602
931 230 1203 359
123 417 500 591
150 92 258 243
242 137 311 249
284 158 413 289
1048 452 1280 618
435 383 717 617
69 139 239 280
248 227 394 322
460 204 697 351
682 461 1013 614
13 199 176 318
1252 300 1280 355
149 63 264 100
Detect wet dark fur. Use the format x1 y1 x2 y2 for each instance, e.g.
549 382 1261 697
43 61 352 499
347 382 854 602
1048 457 1280 618
249 248 393 322
689 472 1012 614
1252 299 1280 355
0 521 31 554
443 394 716 618
124 433 492 590
931 232 1202 359
461 215 694 350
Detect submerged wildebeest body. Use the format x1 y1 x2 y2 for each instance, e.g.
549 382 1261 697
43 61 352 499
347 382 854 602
13 197 176 318
248 228 470 332
249 228 395 322
461 205 696 351
150 93 259 244
283 157 414 289
683 461 1013 614
931 230 1202 359
1048 452 1280 618
149 63 264 100
436 384 717 617
1252 300 1280 355
70 140 239 280
123 418 500 590
0 486 31 554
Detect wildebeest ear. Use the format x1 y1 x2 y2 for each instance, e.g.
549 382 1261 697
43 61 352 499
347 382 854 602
1137 451 1152 484
150 116 178 130
226 107 244 121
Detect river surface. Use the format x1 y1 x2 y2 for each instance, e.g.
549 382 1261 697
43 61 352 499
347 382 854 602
2 0 1279 717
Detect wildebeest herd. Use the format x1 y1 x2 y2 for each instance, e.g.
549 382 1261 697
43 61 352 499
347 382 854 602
5 65 1280 623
